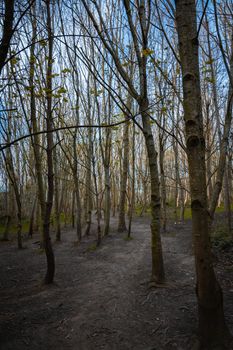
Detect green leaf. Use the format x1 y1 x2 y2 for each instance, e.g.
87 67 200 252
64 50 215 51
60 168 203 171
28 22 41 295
141 48 154 56
57 87 67 94
39 39 47 47
61 68 72 74
205 59 214 65
204 76 215 84
161 106 168 114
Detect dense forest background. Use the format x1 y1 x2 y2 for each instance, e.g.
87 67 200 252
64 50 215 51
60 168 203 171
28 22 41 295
0 0 233 349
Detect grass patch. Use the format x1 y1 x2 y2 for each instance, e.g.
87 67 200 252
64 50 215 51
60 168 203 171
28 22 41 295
86 243 97 252
124 236 133 241
0 220 30 240
169 207 192 221
35 248 45 254
134 204 151 216
211 222 233 249
211 235 233 250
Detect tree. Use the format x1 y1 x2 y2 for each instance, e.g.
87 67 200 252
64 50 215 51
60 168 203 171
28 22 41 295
80 0 165 284
0 0 15 75
175 0 232 347
43 0 55 284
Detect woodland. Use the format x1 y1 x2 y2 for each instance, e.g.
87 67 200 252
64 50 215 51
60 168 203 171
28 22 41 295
0 0 233 349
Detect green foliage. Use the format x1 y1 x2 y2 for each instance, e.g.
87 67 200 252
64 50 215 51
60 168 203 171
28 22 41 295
10 57 20 65
205 58 214 65
36 248 45 255
24 86 33 91
39 39 47 47
134 204 151 216
204 76 215 84
0 220 29 240
170 205 232 221
141 48 154 56
134 204 143 216
124 236 133 241
86 243 97 252
90 88 104 96
50 73 59 78
211 224 233 249
57 87 67 94
61 68 72 74
122 61 130 67
161 106 168 114
168 206 192 221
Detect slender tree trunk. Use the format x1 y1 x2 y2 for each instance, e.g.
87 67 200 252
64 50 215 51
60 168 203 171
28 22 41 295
92 153 101 246
43 0 55 284
3 216 11 241
74 174 82 241
29 2 45 247
0 0 14 74
223 161 232 236
128 122 135 238
209 29 233 219
54 149 61 241
173 142 179 223
176 1 231 347
112 175 116 217
71 190 75 228
103 163 111 236
28 196 37 238
141 98 165 283
118 118 129 232
159 136 167 232
6 150 22 249
84 80 92 236
179 180 185 223
2 179 10 241
205 102 213 202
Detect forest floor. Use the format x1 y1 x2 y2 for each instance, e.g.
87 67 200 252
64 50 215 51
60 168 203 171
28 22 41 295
0 214 233 350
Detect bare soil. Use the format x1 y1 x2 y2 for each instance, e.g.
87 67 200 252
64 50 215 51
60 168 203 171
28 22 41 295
0 215 233 350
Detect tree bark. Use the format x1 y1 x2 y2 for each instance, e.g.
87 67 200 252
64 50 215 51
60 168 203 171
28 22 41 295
176 0 231 347
29 2 45 246
54 149 61 241
0 0 14 75
118 117 129 232
159 135 167 232
223 160 232 236
209 29 233 219
141 98 165 283
43 0 55 284
28 196 37 238
128 122 135 238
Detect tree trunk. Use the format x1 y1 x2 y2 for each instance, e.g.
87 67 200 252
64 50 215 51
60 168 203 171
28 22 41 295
29 2 45 247
3 215 11 241
176 0 231 347
128 122 135 238
84 79 92 236
28 196 37 238
104 163 111 236
54 150 61 241
74 174 82 241
209 28 233 219
223 161 232 236
159 136 167 232
0 0 14 74
43 0 55 284
118 118 129 232
141 98 165 283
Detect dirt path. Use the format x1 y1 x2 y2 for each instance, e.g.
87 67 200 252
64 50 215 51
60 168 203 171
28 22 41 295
0 216 233 350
